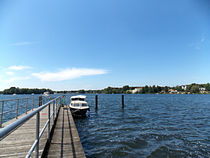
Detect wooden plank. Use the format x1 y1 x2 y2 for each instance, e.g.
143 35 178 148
0 104 55 158
47 107 86 158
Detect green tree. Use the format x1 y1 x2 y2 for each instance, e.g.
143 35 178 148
205 83 210 91
122 85 130 92
78 89 85 93
190 85 200 93
144 85 149 93
164 86 169 93
148 86 154 93
141 87 145 94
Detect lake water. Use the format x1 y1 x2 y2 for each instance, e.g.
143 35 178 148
74 94 210 158
1 94 210 157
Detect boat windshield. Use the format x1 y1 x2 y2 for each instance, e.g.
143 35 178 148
82 103 87 107
71 98 85 101
73 103 80 107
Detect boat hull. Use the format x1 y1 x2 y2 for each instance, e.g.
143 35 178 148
70 107 89 116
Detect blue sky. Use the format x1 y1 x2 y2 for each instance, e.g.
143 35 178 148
0 0 210 90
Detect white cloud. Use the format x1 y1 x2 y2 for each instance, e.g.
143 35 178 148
6 71 14 75
9 41 38 46
8 65 31 71
32 68 107 81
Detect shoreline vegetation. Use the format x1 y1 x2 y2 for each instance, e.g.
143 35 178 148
1 83 210 95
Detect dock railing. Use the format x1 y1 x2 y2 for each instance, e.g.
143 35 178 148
0 96 61 158
0 95 51 127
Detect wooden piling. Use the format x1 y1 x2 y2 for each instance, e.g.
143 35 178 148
95 95 98 110
122 95 124 108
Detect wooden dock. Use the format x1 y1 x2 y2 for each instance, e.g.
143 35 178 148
0 106 53 157
46 107 85 158
0 104 86 158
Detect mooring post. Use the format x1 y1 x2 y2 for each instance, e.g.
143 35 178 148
39 96 42 107
95 95 98 110
122 95 124 108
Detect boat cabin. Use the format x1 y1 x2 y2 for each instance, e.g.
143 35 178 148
70 95 86 101
69 95 89 116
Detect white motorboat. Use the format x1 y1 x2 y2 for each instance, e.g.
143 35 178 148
69 95 90 116
43 91 50 96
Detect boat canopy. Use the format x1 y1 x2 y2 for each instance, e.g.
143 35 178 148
70 95 86 101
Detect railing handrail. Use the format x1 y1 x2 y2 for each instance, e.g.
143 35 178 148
0 96 60 140
0 97 34 102
0 95 52 127
0 95 50 102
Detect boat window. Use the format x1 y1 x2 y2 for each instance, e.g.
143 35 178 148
82 103 87 107
74 103 80 107
71 98 85 101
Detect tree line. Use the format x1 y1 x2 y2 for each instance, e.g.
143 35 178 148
1 87 53 94
1 83 210 94
66 83 210 94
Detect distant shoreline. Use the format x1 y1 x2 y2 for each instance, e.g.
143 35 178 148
1 83 210 95
1 93 210 95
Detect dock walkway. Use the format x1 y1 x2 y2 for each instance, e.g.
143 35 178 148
0 107 53 158
0 102 86 157
47 106 85 158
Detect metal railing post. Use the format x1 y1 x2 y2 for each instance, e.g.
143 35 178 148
0 96 61 157
0 101 4 128
55 100 57 116
32 96 34 110
25 98 28 114
57 98 59 113
53 100 55 121
37 97 39 108
58 98 60 109
48 103 50 140
56 99 58 115
35 112 40 158
58 99 59 112
16 99 19 119
42 97 44 105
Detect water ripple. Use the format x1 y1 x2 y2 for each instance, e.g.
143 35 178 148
74 94 210 158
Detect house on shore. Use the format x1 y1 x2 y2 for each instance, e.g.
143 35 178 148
181 85 188 91
168 89 178 94
199 87 206 93
199 87 206 91
132 87 143 94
